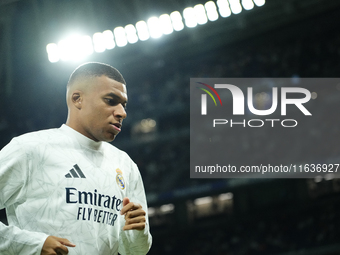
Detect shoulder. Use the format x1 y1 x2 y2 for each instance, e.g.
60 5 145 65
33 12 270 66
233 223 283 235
102 142 139 170
12 127 62 145
6 128 67 153
102 142 133 160
0 128 63 160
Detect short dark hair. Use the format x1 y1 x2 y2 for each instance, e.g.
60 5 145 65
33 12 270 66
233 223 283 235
67 62 126 87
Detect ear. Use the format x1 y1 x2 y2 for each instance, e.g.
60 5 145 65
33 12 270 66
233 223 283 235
71 91 83 109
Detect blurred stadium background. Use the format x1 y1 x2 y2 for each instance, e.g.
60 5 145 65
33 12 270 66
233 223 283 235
1 0 340 254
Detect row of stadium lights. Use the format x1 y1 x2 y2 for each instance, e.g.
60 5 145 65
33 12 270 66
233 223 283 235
46 0 265 63
148 193 234 216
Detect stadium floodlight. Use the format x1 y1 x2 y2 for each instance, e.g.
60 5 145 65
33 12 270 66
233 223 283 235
241 0 254 10
46 0 266 62
183 7 198 28
170 11 184 31
125 24 138 44
325 173 335 181
159 14 173 35
217 0 232 17
141 118 156 128
102 30 115 49
159 203 174 213
93 32 106 53
58 39 70 61
114 27 128 47
80 35 94 56
147 16 163 39
194 4 208 25
136 21 150 41
204 1 219 21
253 0 265 7
146 118 156 127
314 176 322 183
148 207 156 217
194 196 213 206
218 192 234 200
58 34 93 62
229 0 242 14
46 43 59 63
311 92 318 100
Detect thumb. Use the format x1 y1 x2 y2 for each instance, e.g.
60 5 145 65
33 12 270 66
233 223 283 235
123 197 130 207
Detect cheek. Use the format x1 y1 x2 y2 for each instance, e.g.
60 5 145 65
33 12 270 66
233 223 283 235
95 110 112 126
82 103 111 125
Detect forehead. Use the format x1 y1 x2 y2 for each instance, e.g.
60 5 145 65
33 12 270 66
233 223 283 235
90 75 127 99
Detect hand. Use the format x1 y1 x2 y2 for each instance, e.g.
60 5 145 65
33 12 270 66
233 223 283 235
41 236 76 255
120 197 146 231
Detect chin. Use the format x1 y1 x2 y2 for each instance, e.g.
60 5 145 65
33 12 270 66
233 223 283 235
104 134 116 142
107 137 116 142
96 130 117 142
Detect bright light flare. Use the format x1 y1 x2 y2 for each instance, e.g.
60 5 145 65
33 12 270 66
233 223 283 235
93 33 106 53
170 11 184 31
125 24 138 44
183 7 197 28
147 16 163 38
136 21 150 41
58 34 93 62
81 35 94 56
204 1 219 21
229 0 242 14
253 0 265 7
159 14 173 35
46 43 59 63
114 27 127 47
242 0 254 10
57 40 68 61
217 0 231 17
102 30 115 49
194 4 208 25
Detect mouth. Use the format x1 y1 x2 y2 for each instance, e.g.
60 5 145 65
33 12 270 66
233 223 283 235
111 122 122 132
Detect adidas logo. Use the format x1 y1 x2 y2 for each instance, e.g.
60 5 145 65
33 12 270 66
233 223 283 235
65 164 86 178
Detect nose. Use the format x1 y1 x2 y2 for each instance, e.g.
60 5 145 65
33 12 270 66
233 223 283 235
114 103 127 120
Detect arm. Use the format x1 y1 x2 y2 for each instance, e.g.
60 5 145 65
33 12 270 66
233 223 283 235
0 138 48 254
118 164 152 255
0 138 75 255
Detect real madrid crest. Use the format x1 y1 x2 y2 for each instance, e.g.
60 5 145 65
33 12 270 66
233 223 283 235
116 168 125 190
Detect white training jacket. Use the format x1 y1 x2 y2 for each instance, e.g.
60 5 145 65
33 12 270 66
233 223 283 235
0 124 152 255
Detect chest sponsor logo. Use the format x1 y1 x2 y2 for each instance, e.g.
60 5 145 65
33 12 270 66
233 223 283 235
65 187 122 226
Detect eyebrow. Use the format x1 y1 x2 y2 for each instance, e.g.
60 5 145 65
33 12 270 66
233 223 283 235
105 92 128 104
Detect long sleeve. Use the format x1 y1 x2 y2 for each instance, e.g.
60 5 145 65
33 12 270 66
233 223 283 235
118 163 152 255
0 138 48 255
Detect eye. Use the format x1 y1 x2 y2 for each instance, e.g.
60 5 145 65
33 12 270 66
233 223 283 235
105 98 117 106
105 98 127 109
